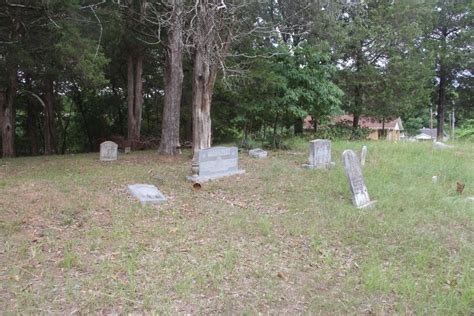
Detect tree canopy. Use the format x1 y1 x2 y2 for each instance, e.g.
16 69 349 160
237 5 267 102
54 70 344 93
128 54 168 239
0 0 472 157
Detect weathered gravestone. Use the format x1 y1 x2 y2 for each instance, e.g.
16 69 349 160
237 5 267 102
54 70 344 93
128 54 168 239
342 149 376 208
433 141 452 150
361 145 367 167
249 148 268 159
303 139 335 169
100 141 118 161
128 184 167 205
187 146 245 182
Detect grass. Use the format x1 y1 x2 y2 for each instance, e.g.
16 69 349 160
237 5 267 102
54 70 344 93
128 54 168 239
0 141 473 314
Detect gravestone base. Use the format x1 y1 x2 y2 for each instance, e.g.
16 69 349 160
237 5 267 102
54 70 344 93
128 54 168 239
356 200 377 209
187 169 246 183
302 161 335 169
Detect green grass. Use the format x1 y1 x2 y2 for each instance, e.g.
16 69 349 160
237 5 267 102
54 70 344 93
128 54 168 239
0 141 473 314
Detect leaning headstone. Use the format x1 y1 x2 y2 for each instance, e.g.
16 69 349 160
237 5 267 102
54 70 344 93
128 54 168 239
249 148 268 159
433 141 452 150
100 141 118 161
187 146 245 182
303 139 335 169
128 184 167 205
342 149 376 209
361 145 367 167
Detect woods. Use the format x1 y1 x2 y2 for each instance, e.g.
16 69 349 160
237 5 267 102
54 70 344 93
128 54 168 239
0 0 472 158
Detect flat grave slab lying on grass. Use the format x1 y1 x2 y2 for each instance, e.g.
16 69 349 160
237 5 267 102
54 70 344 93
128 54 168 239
187 146 245 182
249 148 268 159
128 184 167 205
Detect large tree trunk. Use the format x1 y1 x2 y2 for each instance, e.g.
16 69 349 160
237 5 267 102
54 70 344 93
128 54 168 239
0 67 17 158
127 54 143 149
159 0 184 155
191 46 216 156
42 78 56 155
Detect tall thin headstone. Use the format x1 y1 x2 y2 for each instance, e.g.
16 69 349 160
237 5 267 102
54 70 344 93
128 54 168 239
303 139 335 169
361 145 367 167
342 149 376 208
100 141 118 161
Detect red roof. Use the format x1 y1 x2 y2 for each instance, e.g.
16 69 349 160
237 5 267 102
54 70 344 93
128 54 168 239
333 115 401 130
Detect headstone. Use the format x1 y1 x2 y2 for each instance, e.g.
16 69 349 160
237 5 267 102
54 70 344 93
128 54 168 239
100 141 118 161
187 146 245 182
432 176 438 183
124 146 131 154
342 149 376 208
128 184 167 205
433 141 452 150
361 145 367 167
467 197 474 202
303 139 335 169
249 148 268 159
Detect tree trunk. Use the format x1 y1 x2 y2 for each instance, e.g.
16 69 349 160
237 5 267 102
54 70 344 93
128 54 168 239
159 0 184 155
0 67 17 158
26 100 39 156
127 54 143 150
42 78 56 155
294 117 303 135
191 45 216 156
437 61 446 141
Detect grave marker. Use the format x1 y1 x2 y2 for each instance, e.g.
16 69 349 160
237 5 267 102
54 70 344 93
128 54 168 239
303 139 335 169
342 149 376 208
100 141 118 161
249 148 268 159
128 184 167 205
361 145 367 166
187 146 245 182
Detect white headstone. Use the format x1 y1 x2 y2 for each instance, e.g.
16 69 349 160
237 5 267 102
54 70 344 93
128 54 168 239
342 149 376 208
361 145 367 166
303 139 335 169
249 148 268 159
128 184 167 205
100 141 118 161
432 176 438 183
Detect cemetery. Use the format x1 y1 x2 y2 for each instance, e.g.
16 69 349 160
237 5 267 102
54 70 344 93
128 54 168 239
0 1 472 314
1 140 473 314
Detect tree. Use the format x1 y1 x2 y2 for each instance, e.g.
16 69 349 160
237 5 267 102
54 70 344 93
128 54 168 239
123 0 148 149
336 1 434 135
189 0 237 155
425 0 473 140
158 0 184 155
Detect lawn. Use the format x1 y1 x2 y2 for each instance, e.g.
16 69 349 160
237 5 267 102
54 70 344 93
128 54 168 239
0 141 473 314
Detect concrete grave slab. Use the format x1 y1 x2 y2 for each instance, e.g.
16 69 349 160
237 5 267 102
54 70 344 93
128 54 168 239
128 184 167 205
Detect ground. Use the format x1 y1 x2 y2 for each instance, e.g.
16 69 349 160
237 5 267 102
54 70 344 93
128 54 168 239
0 140 473 314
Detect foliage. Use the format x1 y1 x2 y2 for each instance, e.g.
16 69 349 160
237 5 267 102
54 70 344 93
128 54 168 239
312 123 372 141
457 120 474 141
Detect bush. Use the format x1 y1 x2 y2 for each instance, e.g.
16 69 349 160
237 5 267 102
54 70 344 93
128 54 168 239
457 120 474 141
310 123 372 141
